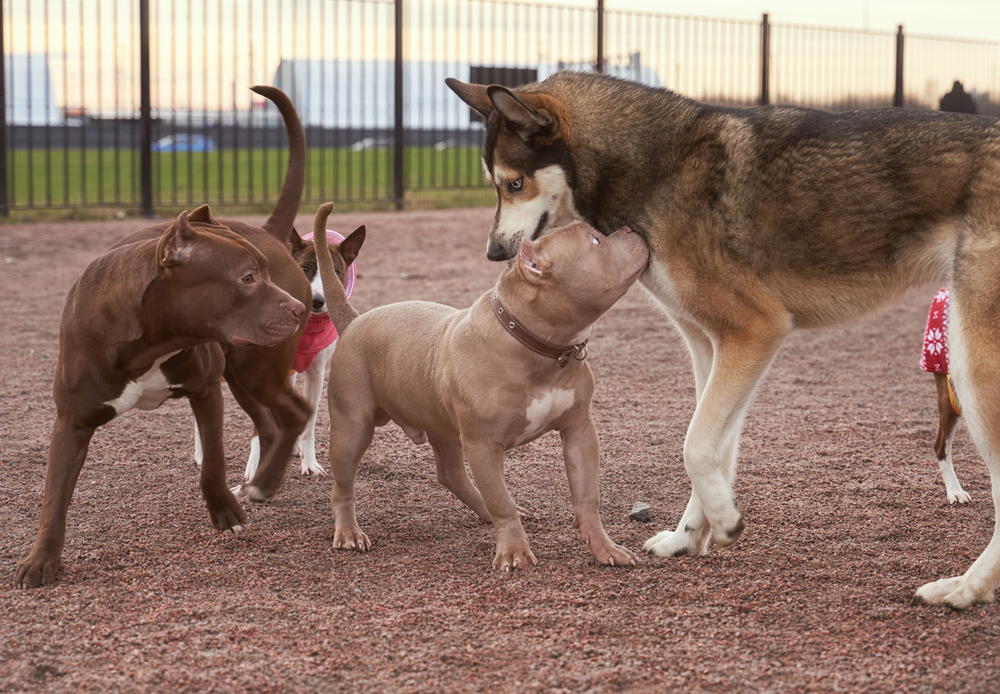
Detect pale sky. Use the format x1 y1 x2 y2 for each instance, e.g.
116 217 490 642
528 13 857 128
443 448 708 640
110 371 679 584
586 1 1000 42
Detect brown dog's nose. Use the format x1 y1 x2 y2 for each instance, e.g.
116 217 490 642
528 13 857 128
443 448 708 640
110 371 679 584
289 297 305 319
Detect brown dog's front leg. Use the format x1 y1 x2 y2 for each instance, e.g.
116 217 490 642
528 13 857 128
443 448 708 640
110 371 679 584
560 419 637 567
189 383 247 532
463 441 537 572
15 417 96 588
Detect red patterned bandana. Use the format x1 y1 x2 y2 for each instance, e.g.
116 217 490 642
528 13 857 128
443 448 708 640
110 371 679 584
920 287 950 374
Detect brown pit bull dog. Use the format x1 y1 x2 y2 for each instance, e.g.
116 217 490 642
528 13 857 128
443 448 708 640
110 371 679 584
309 204 648 571
14 209 305 589
15 85 311 589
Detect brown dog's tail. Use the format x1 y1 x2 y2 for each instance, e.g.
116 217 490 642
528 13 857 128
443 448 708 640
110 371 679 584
313 202 363 336
251 85 305 244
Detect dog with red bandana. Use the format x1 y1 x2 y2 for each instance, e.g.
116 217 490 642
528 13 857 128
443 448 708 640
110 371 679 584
240 224 365 483
920 287 971 504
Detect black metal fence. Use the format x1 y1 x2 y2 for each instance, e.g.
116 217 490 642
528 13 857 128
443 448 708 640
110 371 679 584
2 0 999 215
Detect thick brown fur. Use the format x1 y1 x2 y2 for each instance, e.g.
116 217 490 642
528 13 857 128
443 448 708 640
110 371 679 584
448 70 1000 608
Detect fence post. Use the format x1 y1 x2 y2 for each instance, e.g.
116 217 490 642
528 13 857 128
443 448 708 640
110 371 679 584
0 0 8 217
894 25 904 107
760 13 770 106
595 0 604 73
139 0 154 217
393 0 404 211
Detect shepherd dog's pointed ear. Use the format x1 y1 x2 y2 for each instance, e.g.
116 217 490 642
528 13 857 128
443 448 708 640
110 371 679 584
486 86 568 148
446 78 493 119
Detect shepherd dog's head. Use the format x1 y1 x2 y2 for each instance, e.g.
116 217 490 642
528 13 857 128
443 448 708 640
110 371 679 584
447 78 580 262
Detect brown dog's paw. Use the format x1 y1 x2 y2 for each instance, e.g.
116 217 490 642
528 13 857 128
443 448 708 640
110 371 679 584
15 554 60 590
207 491 249 533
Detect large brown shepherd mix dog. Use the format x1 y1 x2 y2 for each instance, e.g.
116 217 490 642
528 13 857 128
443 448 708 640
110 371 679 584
447 71 1000 609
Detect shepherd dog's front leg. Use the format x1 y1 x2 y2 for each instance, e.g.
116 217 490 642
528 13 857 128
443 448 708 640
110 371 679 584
645 323 786 558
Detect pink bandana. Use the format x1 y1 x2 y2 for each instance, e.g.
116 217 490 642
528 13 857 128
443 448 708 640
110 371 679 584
920 287 950 374
291 230 357 374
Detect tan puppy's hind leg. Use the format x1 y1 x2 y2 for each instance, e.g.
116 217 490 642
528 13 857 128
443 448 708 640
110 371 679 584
430 440 491 522
328 408 377 552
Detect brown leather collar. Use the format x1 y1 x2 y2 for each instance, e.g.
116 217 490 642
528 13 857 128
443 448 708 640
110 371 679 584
491 293 588 369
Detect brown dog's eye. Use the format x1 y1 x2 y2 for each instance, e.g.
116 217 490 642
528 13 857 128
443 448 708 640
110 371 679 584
242 274 254 285
508 178 523 193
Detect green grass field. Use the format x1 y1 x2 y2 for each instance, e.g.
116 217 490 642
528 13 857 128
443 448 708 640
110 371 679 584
3 146 494 217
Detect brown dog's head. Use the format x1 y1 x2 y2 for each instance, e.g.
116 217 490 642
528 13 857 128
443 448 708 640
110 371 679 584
447 77 581 262
153 206 305 347
509 220 648 332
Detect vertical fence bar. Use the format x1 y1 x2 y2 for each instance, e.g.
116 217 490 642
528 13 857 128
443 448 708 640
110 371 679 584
0 0 8 217
394 0 404 210
140 0 153 217
894 25 904 107
760 13 769 105
595 0 604 73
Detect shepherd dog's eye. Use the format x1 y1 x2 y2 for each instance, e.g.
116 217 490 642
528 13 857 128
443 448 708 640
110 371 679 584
508 178 523 193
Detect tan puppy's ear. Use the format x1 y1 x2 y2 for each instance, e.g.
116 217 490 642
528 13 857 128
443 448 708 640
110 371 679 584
158 210 196 267
518 238 550 283
446 78 493 120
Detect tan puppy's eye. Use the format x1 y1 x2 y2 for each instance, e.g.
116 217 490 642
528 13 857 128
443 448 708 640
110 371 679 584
591 236 600 245
508 178 523 193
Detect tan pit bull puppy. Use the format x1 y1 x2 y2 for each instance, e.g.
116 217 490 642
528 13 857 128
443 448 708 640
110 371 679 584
310 204 648 571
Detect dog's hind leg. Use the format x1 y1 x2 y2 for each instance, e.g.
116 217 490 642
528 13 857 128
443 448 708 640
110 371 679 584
917 287 1000 609
933 372 970 504
645 322 785 558
429 439 491 522
15 417 97 588
328 405 378 552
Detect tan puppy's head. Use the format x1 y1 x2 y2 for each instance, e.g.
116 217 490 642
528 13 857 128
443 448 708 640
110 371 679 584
512 220 648 329
447 78 580 262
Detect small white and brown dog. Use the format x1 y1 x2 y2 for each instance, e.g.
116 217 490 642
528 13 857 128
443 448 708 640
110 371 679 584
240 224 365 483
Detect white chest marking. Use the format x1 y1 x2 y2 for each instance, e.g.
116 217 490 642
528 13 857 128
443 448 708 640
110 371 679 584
519 388 576 443
105 350 182 415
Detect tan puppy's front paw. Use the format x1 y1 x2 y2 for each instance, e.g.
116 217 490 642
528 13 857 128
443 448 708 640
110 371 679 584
492 543 538 573
592 540 638 567
333 526 371 552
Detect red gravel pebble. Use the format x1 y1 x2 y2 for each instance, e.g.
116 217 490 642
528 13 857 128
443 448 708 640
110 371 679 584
1 208 998 692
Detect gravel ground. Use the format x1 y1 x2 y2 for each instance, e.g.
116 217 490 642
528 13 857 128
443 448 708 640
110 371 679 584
1 207 999 693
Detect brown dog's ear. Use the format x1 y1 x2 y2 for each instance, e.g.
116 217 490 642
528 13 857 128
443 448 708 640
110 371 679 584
158 210 196 267
187 204 216 225
446 78 493 119
487 87 565 147
338 225 366 266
